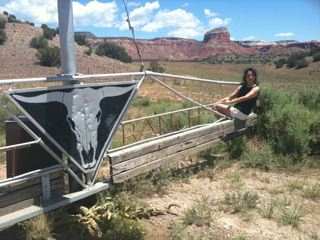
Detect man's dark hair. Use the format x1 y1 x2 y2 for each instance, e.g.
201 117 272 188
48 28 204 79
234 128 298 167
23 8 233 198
242 68 258 86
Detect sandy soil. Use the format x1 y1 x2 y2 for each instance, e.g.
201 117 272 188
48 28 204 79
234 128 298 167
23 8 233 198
140 163 320 240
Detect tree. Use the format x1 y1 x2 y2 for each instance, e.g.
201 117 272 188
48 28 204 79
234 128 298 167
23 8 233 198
148 61 165 73
0 30 7 45
36 46 60 67
295 58 308 69
96 42 132 63
274 58 287 69
85 47 93 56
30 36 48 49
41 24 57 40
75 34 87 46
8 14 20 23
312 52 320 62
0 17 6 29
286 53 305 68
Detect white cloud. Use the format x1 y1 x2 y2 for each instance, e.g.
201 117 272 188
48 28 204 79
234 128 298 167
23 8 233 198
0 0 232 40
2 0 58 24
208 17 231 28
204 8 231 30
142 8 203 38
118 1 160 30
73 1 118 28
242 35 256 41
275 32 295 38
204 9 218 18
0 0 118 28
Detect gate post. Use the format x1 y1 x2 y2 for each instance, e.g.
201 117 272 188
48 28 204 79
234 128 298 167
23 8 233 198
57 0 77 82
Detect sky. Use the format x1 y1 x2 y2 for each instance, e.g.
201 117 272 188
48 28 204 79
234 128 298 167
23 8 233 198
0 0 319 42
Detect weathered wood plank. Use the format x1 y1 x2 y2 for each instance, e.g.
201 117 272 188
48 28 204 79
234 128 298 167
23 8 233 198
0 199 34 216
112 139 220 183
112 129 226 175
110 115 256 164
111 115 257 183
109 119 236 164
0 165 64 187
0 171 64 195
0 178 64 209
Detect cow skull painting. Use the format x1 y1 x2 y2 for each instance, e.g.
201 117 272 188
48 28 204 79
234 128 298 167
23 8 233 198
8 83 137 170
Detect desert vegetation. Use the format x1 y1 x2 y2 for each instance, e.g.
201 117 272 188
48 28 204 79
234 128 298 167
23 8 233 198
0 17 319 238
0 15 6 45
3 82 319 239
96 42 132 63
147 61 166 73
29 26 60 67
274 47 320 69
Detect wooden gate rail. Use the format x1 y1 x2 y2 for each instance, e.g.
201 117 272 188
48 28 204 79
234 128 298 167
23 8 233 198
109 114 257 183
0 165 64 216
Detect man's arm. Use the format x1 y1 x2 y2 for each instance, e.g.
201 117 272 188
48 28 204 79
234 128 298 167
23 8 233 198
225 86 259 105
217 86 241 103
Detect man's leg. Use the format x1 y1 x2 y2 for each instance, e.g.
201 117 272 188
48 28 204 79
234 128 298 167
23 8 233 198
213 103 232 118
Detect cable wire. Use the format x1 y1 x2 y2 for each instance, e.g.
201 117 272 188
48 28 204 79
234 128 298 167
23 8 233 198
122 0 145 72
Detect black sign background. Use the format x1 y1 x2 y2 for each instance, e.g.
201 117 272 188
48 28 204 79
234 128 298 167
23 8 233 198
9 83 136 168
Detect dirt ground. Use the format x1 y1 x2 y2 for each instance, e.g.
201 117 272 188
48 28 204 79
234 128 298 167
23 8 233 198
139 162 320 240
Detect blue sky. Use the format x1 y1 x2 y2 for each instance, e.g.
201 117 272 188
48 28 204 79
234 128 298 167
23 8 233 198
0 0 319 41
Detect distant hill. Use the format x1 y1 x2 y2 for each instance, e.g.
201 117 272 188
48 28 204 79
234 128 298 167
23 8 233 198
0 14 135 80
83 27 320 61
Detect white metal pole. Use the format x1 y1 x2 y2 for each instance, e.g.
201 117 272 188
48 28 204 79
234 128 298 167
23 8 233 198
57 0 77 81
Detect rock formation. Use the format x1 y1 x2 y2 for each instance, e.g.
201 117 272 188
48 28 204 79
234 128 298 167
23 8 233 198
85 27 320 61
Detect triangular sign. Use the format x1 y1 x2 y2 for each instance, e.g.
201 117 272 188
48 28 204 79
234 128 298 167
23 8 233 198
7 82 137 172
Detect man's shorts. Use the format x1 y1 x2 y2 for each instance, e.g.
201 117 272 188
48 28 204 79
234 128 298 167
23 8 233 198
229 106 248 120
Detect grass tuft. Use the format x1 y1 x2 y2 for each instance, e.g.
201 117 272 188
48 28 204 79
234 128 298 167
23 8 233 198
223 191 259 214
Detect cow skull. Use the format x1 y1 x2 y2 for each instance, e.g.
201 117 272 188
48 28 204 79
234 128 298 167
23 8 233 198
11 85 135 169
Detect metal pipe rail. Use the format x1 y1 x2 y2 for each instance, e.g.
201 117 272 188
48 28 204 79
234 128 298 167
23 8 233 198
0 71 240 86
146 71 240 85
122 103 216 125
0 139 41 152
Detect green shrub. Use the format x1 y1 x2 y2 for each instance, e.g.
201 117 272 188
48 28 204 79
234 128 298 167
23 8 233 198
309 120 320 155
0 29 6 45
8 14 20 23
41 24 57 40
30 36 48 49
298 88 320 111
286 53 306 68
295 58 308 69
25 21 35 27
241 144 275 170
132 96 151 107
85 47 92 56
279 204 304 228
75 34 87 46
96 42 132 63
101 216 144 240
224 191 259 213
313 52 320 62
36 46 60 67
0 17 6 29
226 136 247 159
267 102 313 157
274 58 286 68
148 61 165 73
257 88 318 159
182 197 214 227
